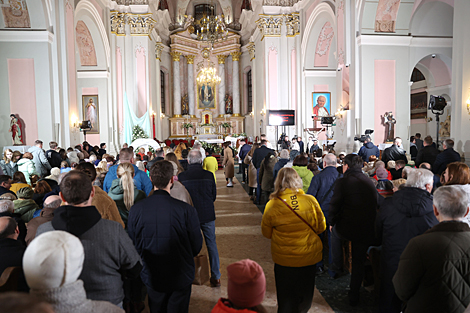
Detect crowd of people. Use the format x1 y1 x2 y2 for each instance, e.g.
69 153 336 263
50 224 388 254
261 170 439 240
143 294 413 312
0 132 470 313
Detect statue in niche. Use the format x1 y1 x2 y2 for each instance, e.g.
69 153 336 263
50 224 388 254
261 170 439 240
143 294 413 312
9 114 24 145
224 94 233 114
181 94 189 115
439 115 451 138
383 111 396 143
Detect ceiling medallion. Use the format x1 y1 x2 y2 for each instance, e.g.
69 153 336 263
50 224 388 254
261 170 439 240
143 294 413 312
201 48 211 59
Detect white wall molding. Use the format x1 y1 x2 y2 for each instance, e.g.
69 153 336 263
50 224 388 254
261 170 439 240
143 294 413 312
77 71 110 79
0 31 54 43
410 37 453 48
303 69 337 77
357 35 412 47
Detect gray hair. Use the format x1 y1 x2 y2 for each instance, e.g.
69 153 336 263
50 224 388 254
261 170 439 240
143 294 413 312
324 154 337 166
444 139 455 149
89 154 97 163
402 166 414 179
0 200 14 213
434 185 469 219
188 149 203 164
279 149 289 159
405 168 433 190
44 199 62 209
192 142 202 149
57 172 68 184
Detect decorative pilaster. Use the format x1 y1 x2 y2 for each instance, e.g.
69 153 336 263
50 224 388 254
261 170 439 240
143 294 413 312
217 55 228 117
186 55 196 117
231 51 242 116
171 51 182 117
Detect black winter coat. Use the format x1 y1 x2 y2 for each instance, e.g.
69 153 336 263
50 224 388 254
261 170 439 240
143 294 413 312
433 148 461 175
307 166 341 223
381 145 407 165
128 190 202 292
415 145 440 168
329 168 378 244
252 146 274 169
376 187 438 275
178 163 216 224
0 238 28 291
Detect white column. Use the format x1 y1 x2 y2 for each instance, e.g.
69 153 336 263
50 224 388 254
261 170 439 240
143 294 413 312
231 51 242 116
186 55 196 117
171 51 182 116
217 55 227 117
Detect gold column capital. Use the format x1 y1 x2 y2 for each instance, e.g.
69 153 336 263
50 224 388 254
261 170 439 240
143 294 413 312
231 51 242 62
170 51 182 62
155 43 164 60
217 54 228 64
186 55 195 64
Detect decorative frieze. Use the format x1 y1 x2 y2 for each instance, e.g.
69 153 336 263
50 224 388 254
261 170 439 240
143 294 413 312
375 20 396 33
262 0 299 6
115 0 148 5
255 13 300 39
128 13 156 35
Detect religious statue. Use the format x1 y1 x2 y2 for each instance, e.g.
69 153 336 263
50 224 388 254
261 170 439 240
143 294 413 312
224 94 233 114
85 98 97 128
9 114 24 145
181 94 189 115
384 111 396 143
439 115 451 138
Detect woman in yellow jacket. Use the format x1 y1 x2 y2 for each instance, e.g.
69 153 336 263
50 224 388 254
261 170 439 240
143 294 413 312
203 148 218 183
261 167 326 313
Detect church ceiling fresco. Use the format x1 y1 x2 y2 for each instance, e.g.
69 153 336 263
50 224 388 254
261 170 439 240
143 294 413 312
1 0 30 28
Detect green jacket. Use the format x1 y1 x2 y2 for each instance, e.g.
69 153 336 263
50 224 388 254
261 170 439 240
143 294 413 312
17 158 38 185
108 178 146 228
14 199 39 223
292 166 314 193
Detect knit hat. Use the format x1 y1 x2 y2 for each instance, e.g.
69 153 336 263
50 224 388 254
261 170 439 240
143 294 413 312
45 167 60 182
227 259 266 308
23 231 84 290
17 187 33 199
376 167 388 180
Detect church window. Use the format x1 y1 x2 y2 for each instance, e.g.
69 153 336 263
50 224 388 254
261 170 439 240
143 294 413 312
161 70 165 114
411 68 425 82
247 70 252 113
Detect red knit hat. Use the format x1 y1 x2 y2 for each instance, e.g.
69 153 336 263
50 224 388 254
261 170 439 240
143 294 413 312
227 259 266 308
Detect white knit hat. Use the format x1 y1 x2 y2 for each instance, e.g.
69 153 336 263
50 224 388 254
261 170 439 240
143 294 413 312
23 231 84 289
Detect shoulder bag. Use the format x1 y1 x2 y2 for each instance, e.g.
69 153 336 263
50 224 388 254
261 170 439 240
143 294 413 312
277 196 315 232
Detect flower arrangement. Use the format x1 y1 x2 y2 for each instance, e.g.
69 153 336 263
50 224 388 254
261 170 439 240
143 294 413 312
181 123 194 130
200 123 215 127
132 125 148 142
220 122 232 129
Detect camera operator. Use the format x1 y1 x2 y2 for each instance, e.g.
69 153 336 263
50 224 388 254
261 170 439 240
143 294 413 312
358 135 380 163
280 135 291 150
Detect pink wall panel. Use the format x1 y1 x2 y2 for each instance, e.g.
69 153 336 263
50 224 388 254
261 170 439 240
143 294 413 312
291 50 297 110
82 88 100 146
374 60 396 144
116 47 123 131
7 59 38 145
314 22 334 67
314 85 329 92
66 5 78 125
268 49 278 110
337 2 345 65
136 48 147 117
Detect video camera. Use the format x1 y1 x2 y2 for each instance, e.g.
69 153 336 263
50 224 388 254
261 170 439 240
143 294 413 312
278 133 287 145
354 129 374 143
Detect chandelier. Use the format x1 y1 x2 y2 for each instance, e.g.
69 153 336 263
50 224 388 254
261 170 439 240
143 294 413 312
197 65 221 85
196 13 228 47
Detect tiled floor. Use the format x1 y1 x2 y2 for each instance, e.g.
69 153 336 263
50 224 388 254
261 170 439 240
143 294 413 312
187 171 334 313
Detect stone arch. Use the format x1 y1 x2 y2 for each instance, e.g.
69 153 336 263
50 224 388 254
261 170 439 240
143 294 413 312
409 0 453 37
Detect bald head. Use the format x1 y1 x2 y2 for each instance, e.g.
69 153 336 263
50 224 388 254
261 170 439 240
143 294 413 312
0 217 18 240
323 154 337 167
44 195 61 210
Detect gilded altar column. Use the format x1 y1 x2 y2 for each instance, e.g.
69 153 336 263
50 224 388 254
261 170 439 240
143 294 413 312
217 55 227 117
171 51 182 117
231 51 242 116
186 55 196 117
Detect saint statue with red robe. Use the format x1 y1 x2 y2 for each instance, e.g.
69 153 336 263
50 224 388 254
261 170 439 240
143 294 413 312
9 114 24 145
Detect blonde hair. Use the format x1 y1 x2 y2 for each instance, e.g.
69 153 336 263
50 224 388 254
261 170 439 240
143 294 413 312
116 163 135 210
97 160 108 173
270 167 303 200
3 149 13 163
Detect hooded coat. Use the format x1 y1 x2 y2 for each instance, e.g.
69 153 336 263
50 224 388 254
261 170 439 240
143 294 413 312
27 146 51 177
292 166 314 193
358 142 380 162
108 179 146 228
17 158 38 185
14 198 39 223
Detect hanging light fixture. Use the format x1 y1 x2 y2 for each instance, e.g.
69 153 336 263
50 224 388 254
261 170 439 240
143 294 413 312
197 65 221 86
195 1 228 47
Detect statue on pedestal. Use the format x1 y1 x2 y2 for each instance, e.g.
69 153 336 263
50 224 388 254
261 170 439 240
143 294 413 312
439 115 451 138
383 112 396 143
181 94 189 115
224 94 233 114
9 114 24 146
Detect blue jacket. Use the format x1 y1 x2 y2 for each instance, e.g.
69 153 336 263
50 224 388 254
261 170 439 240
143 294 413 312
178 163 217 224
307 166 341 223
433 148 461 175
273 158 289 182
239 144 251 161
358 142 380 162
103 163 153 195
128 190 202 292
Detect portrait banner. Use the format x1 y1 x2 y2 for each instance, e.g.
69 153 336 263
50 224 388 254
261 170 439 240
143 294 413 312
312 92 331 118
82 95 99 134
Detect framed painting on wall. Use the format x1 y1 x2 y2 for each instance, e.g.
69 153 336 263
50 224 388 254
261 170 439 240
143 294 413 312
411 92 427 119
82 95 99 134
312 92 331 118
197 83 217 110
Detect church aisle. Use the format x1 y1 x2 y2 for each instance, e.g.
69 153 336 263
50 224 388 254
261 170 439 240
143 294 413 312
187 171 334 312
